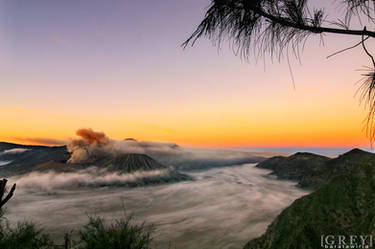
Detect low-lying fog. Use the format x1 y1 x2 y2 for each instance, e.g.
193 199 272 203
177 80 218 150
5 164 309 249
0 161 10 166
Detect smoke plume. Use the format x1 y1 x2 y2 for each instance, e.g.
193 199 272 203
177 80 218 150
67 128 113 163
75 128 110 144
67 128 181 164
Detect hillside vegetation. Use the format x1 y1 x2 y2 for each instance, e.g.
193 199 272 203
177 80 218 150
245 150 375 249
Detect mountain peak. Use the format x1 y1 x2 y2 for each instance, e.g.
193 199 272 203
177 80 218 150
343 148 368 155
292 152 327 158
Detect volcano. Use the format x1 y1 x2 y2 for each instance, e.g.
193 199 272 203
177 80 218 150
82 153 168 173
72 153 193 186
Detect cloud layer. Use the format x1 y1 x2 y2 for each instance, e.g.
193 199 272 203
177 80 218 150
11 168 171 192
6 164 309 248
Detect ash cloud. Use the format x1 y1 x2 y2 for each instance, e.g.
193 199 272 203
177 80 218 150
67 128 113 163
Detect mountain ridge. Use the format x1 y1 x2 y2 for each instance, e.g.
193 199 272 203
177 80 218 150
244 156 375 249
256 148 375 189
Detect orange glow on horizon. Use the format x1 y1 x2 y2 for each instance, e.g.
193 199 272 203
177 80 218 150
0 55 371 149
0 108 369 149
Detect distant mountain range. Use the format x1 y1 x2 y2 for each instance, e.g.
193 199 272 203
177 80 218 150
245 148 375 249
0 142 271 176
0 142 191 185
0 143 70 176
256 148 375 189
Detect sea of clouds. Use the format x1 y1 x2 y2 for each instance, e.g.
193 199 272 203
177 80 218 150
6 164 309 249
10 168 171 192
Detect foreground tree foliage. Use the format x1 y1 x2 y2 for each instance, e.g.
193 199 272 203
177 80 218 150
0 215 154 249
0 222 53 249
184 0 375 140
0 179 53 249
77 216 154 249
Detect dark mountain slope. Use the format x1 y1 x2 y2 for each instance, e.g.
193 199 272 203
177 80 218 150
0 145 70 176
256 152 330 188
32 161 84 173
76 153 193 183
256 149 375 189
244 160 375 249
298 148 375 188
89 153 167 173
0 142 47 151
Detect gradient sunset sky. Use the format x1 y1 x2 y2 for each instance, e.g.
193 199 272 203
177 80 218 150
0 0 374 148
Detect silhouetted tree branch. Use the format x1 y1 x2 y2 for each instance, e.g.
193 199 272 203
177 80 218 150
184 0 375 142
0 179 16 209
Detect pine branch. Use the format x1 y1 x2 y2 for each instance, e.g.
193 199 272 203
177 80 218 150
252 7 375 38
326 36 370 59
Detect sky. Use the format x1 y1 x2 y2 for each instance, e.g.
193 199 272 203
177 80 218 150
0 0 374 148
